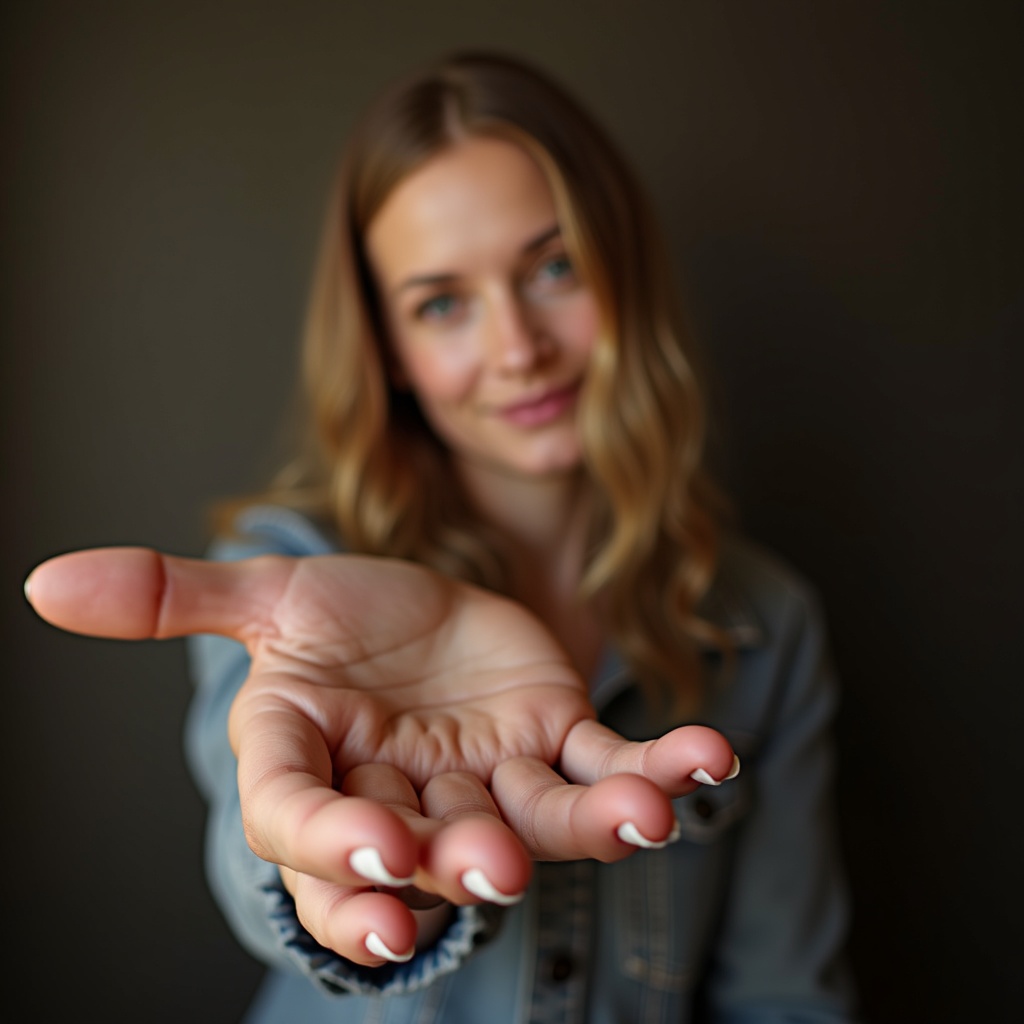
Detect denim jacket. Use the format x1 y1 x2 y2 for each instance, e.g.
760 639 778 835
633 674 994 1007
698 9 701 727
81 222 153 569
184 506 859 1023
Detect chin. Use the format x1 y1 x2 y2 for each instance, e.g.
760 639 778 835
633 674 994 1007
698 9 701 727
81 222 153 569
451 433 585 482
513 448 585 478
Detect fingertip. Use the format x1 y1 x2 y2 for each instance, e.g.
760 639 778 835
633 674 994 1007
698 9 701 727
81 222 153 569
573 773 677 862
314 888 418 967
418 773 532 903
425 817 531 905
22 547 164 639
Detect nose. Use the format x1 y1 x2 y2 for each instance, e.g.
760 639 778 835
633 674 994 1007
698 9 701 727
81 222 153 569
487 292 550 373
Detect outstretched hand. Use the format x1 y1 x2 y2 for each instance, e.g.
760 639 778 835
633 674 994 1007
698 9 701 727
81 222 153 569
25 548 737 965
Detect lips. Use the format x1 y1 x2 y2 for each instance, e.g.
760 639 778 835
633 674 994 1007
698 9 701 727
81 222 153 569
497 381 581 427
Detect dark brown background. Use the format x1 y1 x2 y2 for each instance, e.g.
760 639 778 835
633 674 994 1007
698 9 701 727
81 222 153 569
3 2 1021 1020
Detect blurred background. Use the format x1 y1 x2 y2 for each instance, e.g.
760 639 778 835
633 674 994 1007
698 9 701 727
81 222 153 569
3 1 1021 1020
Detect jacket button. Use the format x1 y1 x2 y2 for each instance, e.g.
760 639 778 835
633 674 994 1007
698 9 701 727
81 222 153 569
549 953 574 982
693 797 715 820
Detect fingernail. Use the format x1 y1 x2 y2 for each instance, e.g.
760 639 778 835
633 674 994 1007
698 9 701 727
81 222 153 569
616 819 680 850
23 572 34 602
690 755 742 787
689 768 720 786
349 846 415 887
461 868 524 906
365 931 414 963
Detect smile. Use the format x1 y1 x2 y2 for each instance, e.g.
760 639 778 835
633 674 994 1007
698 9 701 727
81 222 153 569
497 382 581 427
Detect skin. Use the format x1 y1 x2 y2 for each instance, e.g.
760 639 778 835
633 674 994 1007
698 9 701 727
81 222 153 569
24 138 738 967
366 136 599 483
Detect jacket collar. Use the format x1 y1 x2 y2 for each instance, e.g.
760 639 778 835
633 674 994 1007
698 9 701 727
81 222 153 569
590 560 765 711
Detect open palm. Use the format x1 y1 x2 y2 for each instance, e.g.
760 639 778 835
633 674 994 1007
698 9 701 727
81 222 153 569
235 552 594 788
27 546 736 964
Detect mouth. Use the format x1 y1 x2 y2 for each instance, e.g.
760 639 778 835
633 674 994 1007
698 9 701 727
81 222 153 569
497 381 581 427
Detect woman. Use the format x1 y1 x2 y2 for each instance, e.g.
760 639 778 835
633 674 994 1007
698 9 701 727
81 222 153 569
26 51 858 1022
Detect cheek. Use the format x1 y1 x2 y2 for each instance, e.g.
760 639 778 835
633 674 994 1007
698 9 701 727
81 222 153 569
548 294 602 356
577 305 602 354
398 341 479 404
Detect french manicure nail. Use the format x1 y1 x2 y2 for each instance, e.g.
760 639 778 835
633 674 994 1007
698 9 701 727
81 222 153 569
349 846 415 887
461 868 524 906
616 820 680 850
691 755 742 787
365 931 414 963
689 768 720 786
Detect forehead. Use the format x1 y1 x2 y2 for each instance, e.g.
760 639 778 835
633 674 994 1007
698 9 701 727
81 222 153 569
365 136 559 286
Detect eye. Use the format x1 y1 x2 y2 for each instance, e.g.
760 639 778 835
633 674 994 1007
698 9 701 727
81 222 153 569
415 293 464 323
529 252 579 296
539 255 574 280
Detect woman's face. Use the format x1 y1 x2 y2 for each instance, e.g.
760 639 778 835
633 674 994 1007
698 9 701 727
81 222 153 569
365 136 600 481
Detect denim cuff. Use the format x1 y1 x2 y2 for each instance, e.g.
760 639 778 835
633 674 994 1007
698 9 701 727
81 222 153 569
260 876 504 996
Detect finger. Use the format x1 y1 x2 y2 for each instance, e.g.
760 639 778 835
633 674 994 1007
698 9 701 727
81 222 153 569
343 766 532 906
340 763 443 900
419 772 532 905
234 704 419 889
559 720 740 796
491 758 678 862
286 870 418 966
23 547 296 642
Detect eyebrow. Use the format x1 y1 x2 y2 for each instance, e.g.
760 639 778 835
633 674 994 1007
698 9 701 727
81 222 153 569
393 224 562 295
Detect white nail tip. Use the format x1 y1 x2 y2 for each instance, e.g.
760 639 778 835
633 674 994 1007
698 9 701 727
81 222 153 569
349 847 414 887
616 820 679 849
691 755 741 787
461 868 524 906
365 931 414 963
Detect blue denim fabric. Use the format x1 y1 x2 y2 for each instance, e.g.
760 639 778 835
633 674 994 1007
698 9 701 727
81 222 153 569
184 506 860 1022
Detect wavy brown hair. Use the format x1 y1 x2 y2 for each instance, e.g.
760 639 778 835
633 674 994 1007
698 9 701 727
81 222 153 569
238 51 730 708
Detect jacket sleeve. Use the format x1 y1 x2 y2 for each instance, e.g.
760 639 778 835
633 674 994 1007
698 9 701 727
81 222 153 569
181 506 502 997
701 561 862 1023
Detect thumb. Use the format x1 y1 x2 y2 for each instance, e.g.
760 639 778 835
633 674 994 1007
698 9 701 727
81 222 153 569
24 547 288 642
